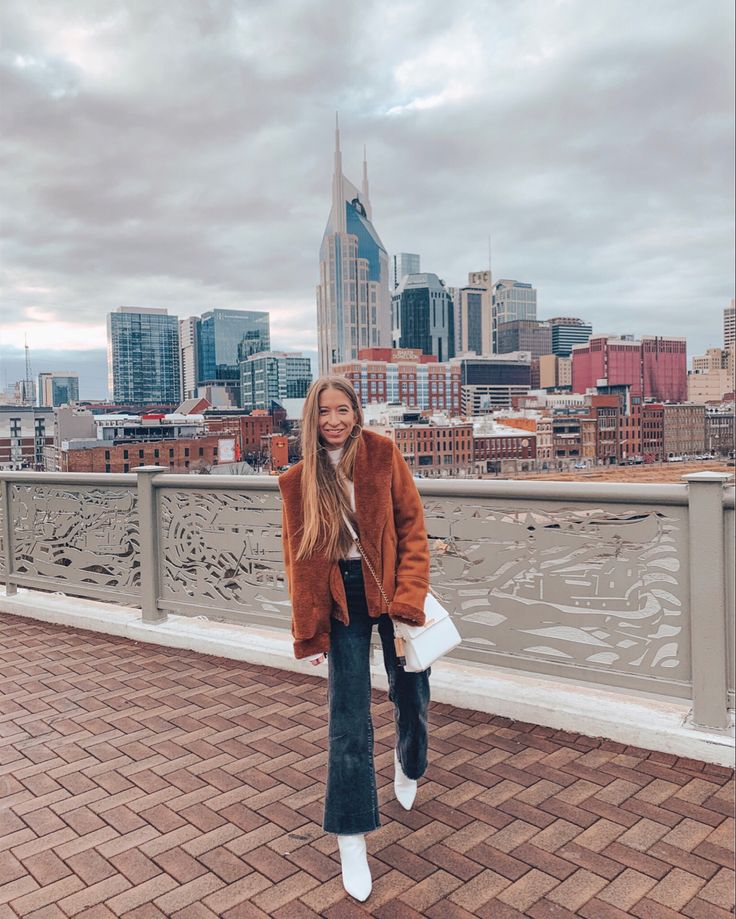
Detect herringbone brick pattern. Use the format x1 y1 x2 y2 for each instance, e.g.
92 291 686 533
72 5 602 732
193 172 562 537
0 612 733 918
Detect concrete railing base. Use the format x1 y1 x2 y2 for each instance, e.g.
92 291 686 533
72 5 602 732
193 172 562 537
2 587 734 769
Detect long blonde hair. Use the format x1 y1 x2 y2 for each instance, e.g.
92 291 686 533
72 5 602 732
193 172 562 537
295 376 364 561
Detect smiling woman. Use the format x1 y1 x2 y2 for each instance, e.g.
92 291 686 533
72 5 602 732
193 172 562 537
277 374 432 901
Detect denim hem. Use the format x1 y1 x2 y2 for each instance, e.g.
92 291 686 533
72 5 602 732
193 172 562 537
323 815 382 835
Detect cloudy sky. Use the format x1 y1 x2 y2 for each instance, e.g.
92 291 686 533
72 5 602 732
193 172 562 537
1 0 733 399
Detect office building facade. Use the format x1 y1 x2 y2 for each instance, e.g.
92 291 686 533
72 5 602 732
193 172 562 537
197 309 270 389
725 300 735 351
333 347 461 413
496 319 552 360
548 317 593 357
392 273 455 363
492 279 537 352
316 122 391 373
392 253 421 289
240 352 312 411
459 354 532 413
107 307 181 405
539 354 572 390
179 317 199 401
454 271 492 356
37 372 80 407
571 335 687 403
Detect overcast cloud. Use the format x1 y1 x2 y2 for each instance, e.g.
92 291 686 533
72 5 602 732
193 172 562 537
0 0 733 399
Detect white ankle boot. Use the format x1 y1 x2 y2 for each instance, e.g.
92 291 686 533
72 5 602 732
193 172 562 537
394 748 418 810
336 833 372 901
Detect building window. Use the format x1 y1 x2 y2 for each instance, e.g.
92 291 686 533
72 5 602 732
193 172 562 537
123 449 128 459
123 463 129 472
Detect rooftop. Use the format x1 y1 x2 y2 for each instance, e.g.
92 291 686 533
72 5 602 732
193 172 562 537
0 467 733 915
2 612 733 918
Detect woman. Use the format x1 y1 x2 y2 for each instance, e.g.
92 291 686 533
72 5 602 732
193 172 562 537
278 376 431 902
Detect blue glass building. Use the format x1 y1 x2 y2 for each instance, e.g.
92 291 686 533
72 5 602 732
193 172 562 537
107 307 181 405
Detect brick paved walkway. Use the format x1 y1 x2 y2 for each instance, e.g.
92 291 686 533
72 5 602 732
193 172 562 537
0 612 733 919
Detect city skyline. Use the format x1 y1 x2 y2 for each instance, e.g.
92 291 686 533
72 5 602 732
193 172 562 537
1 0 734 399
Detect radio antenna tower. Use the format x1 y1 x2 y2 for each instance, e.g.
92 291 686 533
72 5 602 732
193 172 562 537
23 335 34 405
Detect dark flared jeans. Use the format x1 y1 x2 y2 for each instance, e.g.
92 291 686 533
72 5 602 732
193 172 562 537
323 558 431 835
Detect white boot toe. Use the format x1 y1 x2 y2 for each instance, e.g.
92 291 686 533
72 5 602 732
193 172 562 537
394 748 418 810
336 833 372 901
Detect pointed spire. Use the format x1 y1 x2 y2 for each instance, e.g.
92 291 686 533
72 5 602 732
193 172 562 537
331 113 346 233
361 143 372 219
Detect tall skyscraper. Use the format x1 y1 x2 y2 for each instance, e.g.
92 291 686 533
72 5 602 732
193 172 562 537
392 273 455 363
455 270 492 356
179 317 199 401
548 317 593 357
725 300 735 351
492 279 537 352
240 352 312 410
392 253 421 289
316 120 391 374
37 372 80 407
107 307 181 404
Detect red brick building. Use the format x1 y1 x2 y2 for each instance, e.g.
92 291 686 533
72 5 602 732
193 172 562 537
333 348 461 414
61 434 230 473
203 412 273 458
390 422 473 475
572 335 687 402
473 426 537 471
641 404 665 462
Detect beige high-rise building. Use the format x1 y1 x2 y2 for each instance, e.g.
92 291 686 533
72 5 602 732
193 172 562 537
539 354 572 390
454 271 492 356
316 120 391 374
688 347 735 403
725 300 735 351
179 316 199 401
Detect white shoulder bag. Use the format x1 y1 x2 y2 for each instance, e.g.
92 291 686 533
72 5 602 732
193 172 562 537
342 513 461 672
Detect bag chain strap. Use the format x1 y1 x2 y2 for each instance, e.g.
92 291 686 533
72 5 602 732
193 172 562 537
351 532 392 610
342 512 408 665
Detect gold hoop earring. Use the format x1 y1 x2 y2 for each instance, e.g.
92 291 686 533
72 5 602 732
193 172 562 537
349 424 362 439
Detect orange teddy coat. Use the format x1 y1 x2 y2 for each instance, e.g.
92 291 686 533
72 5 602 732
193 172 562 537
278 428 430 659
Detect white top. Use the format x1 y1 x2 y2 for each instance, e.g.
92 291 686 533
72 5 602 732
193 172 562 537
327 446 361 560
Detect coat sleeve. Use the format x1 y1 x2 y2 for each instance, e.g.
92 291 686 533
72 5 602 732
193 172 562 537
280 492 332 660
388 445 429 626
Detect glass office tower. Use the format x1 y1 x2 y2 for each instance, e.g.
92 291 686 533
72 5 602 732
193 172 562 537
197 309 270 385
107 307 181 404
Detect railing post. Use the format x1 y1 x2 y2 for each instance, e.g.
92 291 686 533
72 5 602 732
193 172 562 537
135 466 166 624
683 472 733 731
0 479 17 597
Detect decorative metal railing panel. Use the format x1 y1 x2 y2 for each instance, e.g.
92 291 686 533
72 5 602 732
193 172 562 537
8 483 140 602
1 470 733 724
425 497 691 693
726 507 735 702
157 486 288 629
